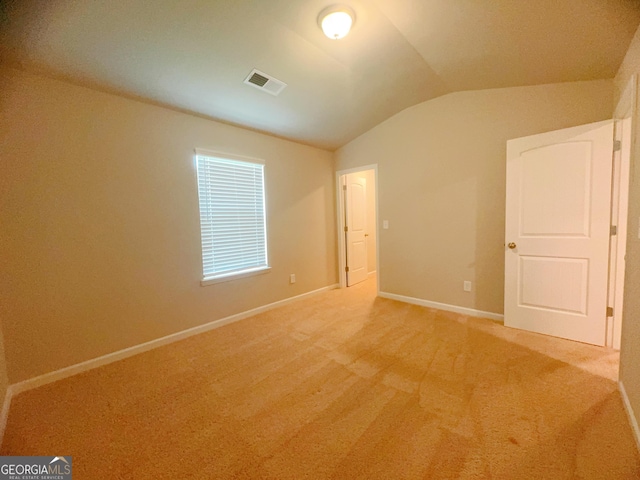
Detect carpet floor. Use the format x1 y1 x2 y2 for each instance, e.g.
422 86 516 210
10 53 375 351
3 279 639 479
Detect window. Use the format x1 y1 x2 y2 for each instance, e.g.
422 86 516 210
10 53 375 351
195 149 269 284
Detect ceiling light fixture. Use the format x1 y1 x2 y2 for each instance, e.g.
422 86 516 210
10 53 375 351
318 5 355 40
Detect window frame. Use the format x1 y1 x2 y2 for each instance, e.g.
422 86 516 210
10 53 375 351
194 148 271 286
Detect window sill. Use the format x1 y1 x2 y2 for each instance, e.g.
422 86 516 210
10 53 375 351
200 266 272 286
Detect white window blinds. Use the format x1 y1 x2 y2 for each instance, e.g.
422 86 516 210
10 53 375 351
195 152 268 281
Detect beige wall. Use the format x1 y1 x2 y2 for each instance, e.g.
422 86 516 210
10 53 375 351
336 80 613 315
615 24 640 446
0 67 337 384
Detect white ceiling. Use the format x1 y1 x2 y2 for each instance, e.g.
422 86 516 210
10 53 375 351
2 0 639 150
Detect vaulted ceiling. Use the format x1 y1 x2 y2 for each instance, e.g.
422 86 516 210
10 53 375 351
2 0 639 150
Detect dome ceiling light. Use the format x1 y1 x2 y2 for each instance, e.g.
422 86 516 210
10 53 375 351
318 5 355 40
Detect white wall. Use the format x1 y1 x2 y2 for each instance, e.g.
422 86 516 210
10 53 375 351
0 67 338 383
336 80 614 315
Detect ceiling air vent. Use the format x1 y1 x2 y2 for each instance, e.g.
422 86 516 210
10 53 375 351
244 69 287 96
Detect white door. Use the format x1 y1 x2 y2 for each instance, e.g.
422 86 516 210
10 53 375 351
345 174 368 286
504 120 613 346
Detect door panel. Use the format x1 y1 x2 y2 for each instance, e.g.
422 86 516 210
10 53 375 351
520 143 591 236
505 120 613 346
346 174 368 286
519 256 587 314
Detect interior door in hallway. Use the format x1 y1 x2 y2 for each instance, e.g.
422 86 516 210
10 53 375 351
504 120 614 346
345 174 368 286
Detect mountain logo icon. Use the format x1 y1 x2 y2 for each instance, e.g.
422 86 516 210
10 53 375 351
50 457 69 465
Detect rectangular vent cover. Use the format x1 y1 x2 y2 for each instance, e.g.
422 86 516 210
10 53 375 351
244 69 287 96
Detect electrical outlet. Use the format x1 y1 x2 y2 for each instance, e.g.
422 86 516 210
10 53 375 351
463 281 472 292
290 274 296 284
383 220 389 229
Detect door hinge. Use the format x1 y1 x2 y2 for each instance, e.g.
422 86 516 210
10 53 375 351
344 226 348 232
345 266 349 273
606 306 614 317
610 225 617 236
613 140 622 152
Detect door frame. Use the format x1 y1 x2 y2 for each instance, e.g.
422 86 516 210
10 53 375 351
609 74 637 349
336 165 379 291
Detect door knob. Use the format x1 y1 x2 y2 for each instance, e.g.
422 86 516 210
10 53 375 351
508 242 517 249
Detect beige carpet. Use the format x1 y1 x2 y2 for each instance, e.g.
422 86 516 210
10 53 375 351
3 279 639 479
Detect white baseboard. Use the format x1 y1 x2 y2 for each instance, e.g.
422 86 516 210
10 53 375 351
10 284 339 397
619 380 640 452
367 270 377 277
378 291 504 322
0 385 12 444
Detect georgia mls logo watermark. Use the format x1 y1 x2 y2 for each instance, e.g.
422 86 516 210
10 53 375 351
0 456 72 479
